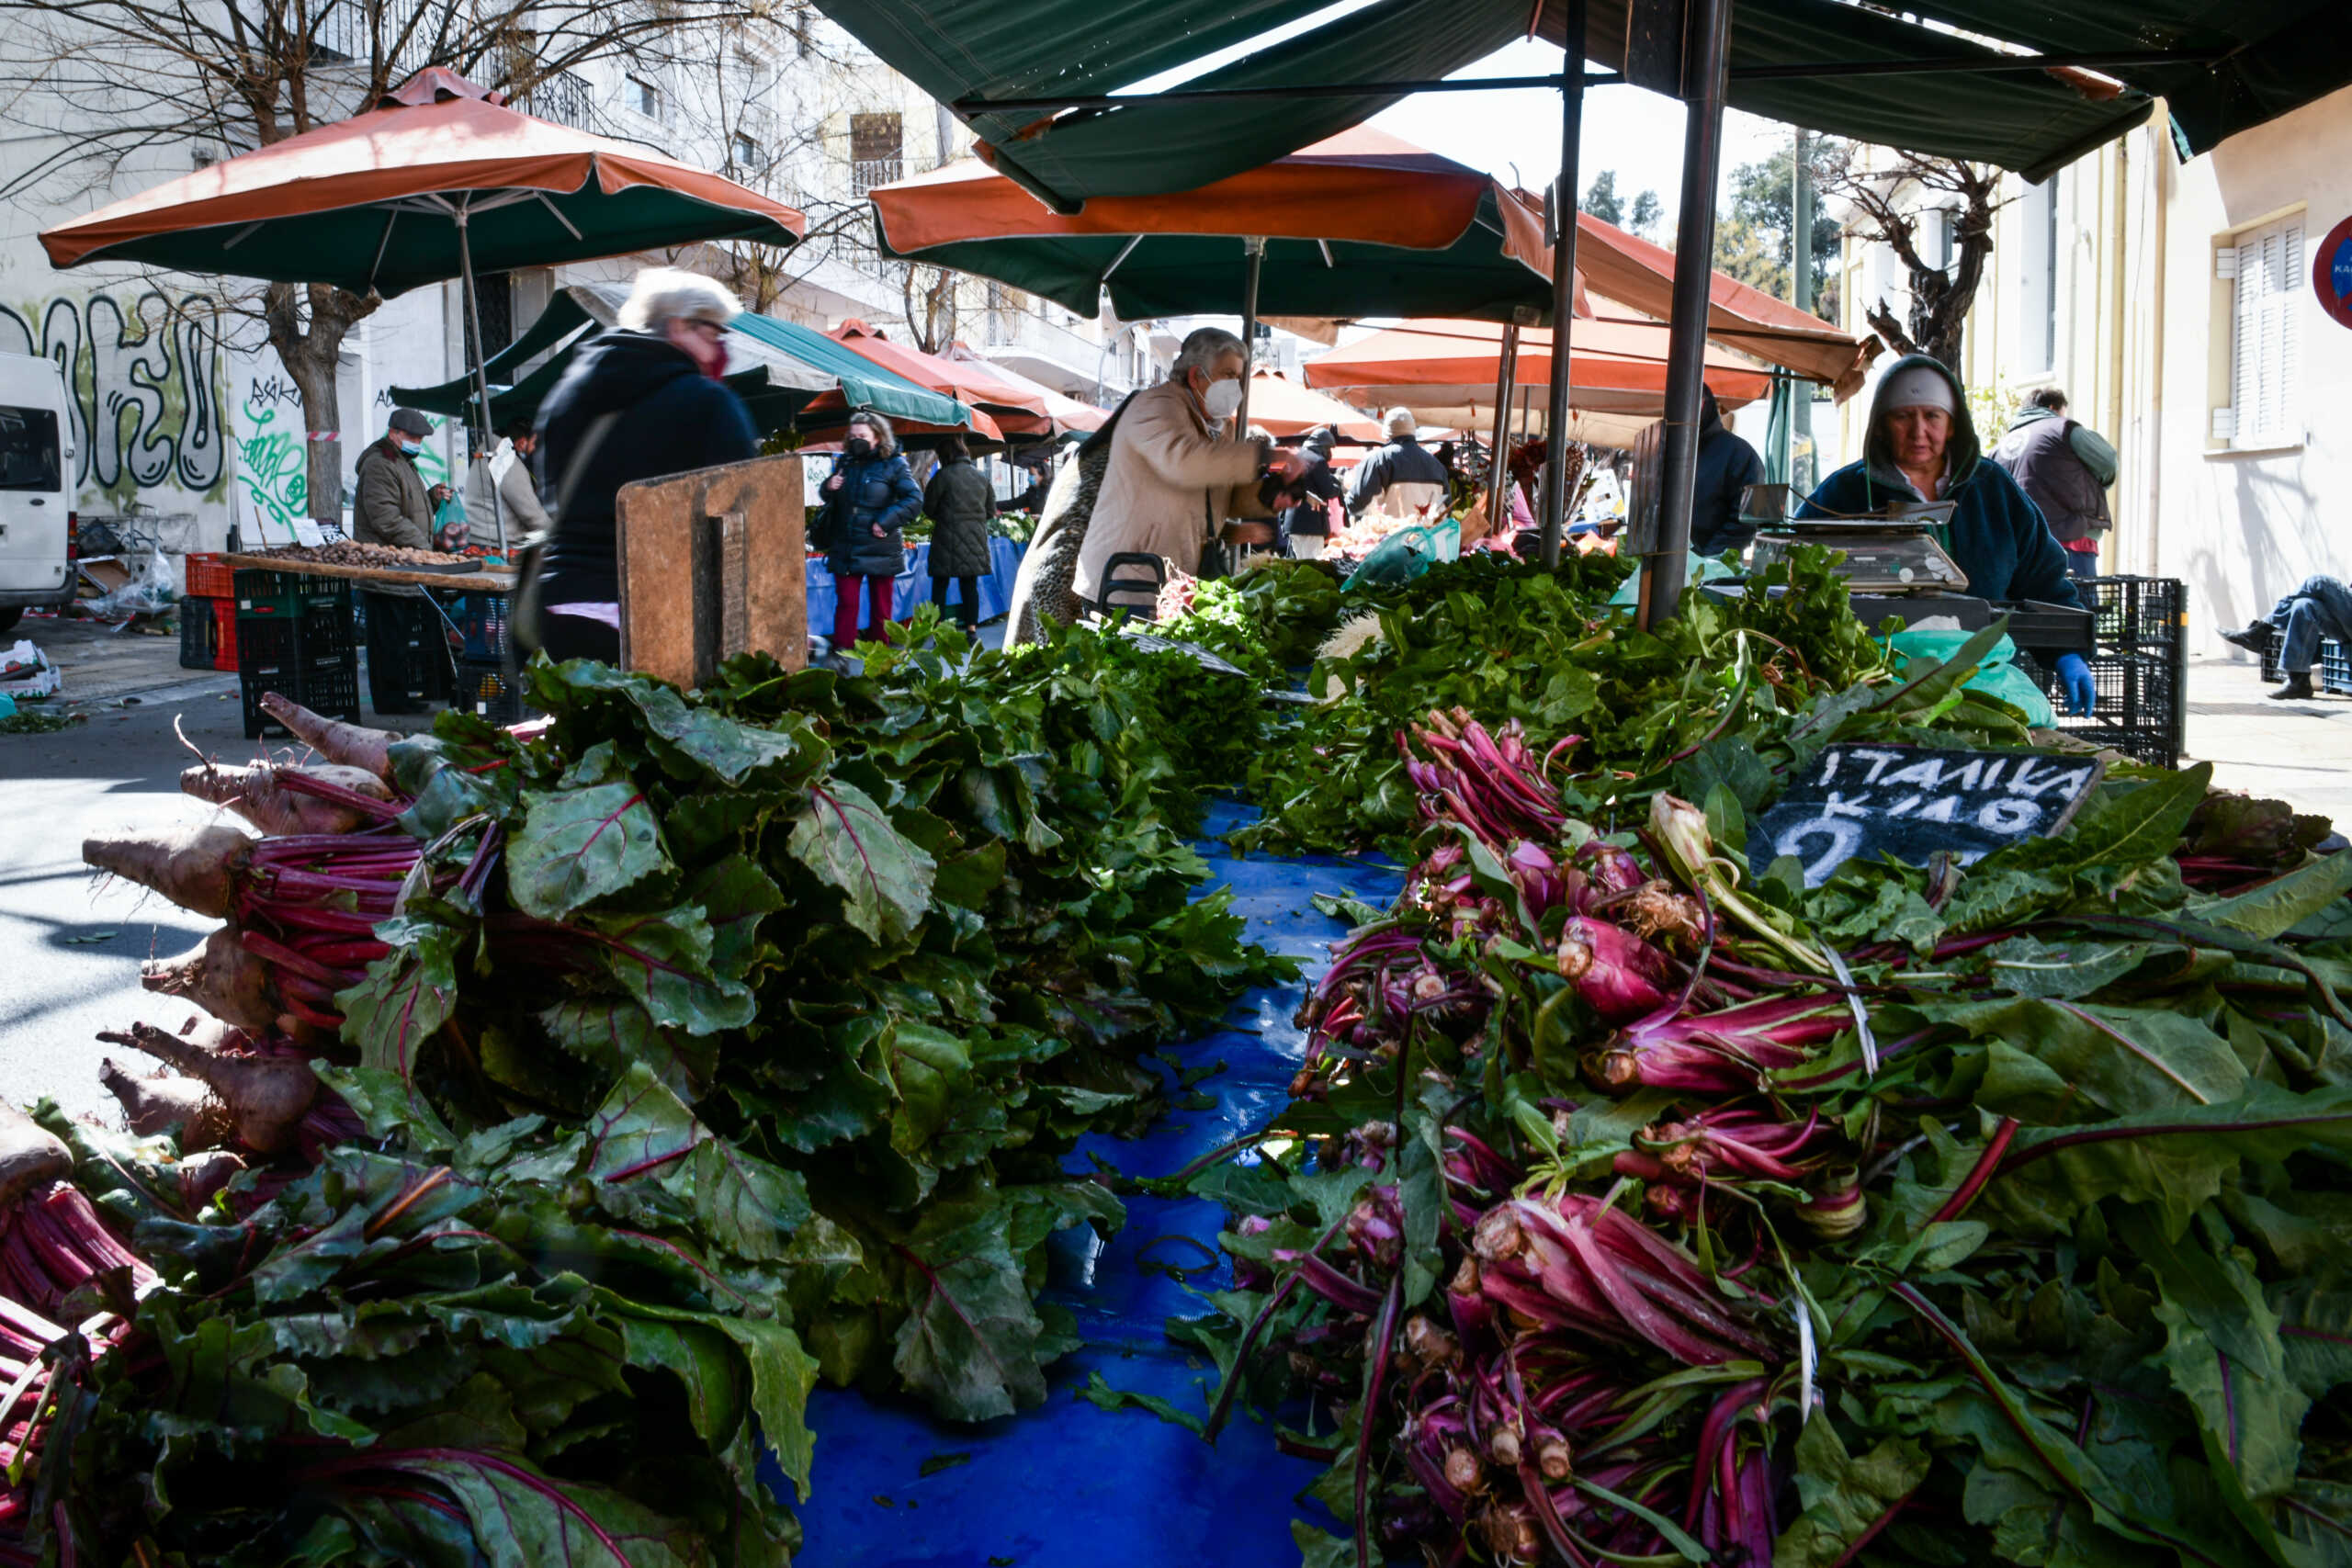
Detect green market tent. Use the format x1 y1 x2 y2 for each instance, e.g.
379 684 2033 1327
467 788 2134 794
806 0 2349 208
390 285 984 438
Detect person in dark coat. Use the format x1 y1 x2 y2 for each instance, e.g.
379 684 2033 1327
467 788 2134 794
1345 409 1450 520
1690 387 1766 557
1990 387 2115 581
1800 353 2094 714
1272 425 1343 558
532 267 758 665
820 411 922 651
922 434 993 628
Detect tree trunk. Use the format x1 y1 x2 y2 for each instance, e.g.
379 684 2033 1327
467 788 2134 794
263 282 378 527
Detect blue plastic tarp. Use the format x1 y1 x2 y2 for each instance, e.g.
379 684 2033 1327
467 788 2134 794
808 536 1025 636
770 799 1403 1565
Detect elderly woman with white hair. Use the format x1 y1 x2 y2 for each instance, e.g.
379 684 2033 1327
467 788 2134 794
526 266 759 664
1344 407 1450 522
1798 352 2094 715
1070 325 1284 607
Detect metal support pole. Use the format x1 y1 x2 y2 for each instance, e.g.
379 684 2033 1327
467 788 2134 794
1236 237 1265 433
1484 322 1520 531
454 206 507 553
1791 125 1815 493
1538 0 1589 568
1635 0 1732 631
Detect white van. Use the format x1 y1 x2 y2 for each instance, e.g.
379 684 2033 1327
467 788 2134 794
0 351 74 636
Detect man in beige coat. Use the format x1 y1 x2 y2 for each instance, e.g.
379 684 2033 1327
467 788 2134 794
1072 326 1270 606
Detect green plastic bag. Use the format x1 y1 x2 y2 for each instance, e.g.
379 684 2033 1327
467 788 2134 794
1344 525 1442 591
1883 626 2053 728
1605 554 1745 606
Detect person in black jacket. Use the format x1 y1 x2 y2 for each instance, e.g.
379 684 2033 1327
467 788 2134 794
1272 425 1343 558
1690 387 1766 558
1345 409 1450 520
531 268 758 664
922 434 993 628
820 412 922 652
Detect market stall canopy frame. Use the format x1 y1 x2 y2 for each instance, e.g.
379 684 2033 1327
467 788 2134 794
807 0 2350 209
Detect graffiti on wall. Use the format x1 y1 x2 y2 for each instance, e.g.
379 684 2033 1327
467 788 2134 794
0 289 230 507
236 400 307 533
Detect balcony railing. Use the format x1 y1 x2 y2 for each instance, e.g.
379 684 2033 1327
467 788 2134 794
850 157 904 196
310 0 427 72
525 71 595 131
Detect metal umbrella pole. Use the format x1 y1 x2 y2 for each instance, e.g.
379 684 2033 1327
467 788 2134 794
1236 236 1265 430
1636 0 1734 630
1484 321 1521 530
1538 0 1589 567
451 200 507 553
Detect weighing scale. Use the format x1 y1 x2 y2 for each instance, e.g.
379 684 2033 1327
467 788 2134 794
1726 491 2092 650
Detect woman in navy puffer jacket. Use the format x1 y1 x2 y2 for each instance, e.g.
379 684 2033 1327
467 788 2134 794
820 412 922 652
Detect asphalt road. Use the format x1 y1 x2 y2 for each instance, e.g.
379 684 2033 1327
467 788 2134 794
0 614 420 1122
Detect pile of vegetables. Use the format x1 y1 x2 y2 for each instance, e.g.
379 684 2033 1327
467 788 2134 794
23 617 1296 1562
1150 681 2352 1566
28 536 2352 1566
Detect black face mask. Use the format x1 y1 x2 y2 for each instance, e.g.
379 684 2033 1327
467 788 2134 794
844 437 875 459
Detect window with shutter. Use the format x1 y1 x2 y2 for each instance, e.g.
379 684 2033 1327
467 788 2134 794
2229 216 2305 447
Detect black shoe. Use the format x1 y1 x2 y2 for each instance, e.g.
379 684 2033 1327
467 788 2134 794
2220 622 2277 655
2269 672 2316 700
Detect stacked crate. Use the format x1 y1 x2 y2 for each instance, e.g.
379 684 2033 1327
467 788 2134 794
233 568 358 739
447 593 524 723
2018 576 2186 768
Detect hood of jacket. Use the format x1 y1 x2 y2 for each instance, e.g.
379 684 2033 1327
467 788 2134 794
548 330 702 423
2005 403 2062 434
1863 353 1981 496
1700 390 1724 437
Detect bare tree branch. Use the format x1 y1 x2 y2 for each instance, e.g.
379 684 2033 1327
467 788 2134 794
1822 146 2005 370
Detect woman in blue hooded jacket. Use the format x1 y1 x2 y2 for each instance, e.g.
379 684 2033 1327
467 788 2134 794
1799 354 2095 716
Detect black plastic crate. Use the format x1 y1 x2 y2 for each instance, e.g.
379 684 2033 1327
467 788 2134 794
2262 639 2285 683
2018 649 2181 769
2075 575 2185 653
178 596 217 670
235 612 356 680
451 658 523 725
446 593 510 661
2322 639 2352 695
240 661 360 739
234 567 351 622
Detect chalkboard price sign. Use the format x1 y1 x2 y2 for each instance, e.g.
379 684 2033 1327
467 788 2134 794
1752 745 2104 886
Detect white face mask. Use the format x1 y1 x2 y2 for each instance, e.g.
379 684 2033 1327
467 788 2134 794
1201 376 1244 421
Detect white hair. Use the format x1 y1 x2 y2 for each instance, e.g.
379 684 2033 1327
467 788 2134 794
1384 407 1417 438
1171 325 1246 379
617 266 741 332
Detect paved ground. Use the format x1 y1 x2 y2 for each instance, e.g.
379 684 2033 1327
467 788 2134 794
2184 656 2352 825
0 608 430 1120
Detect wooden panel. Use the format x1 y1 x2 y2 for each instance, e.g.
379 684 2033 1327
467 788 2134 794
616 454 806 687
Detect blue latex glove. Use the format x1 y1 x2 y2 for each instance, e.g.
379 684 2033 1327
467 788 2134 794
2054 651 2096 716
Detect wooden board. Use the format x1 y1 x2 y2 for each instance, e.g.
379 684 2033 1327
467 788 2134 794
220 552 517 592
615 454 806 687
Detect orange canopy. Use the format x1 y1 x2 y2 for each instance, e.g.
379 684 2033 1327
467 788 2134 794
1306 316 1774 410
828 321 1056 439
1239 369 1381 442
869 128 1589 324
39 68 805 298
1555 209 1876 399
940 345 1109 434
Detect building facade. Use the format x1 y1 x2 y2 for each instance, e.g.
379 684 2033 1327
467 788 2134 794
1832 84 2352 658
0 4 1146 565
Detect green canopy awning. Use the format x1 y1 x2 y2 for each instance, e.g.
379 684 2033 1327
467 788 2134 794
389 296 978 435
809 0 2343 207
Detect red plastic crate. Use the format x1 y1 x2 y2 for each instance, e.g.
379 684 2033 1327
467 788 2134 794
211 599 239 672
185 552 236 598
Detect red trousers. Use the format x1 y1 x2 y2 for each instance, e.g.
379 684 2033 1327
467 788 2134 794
832 574 893 648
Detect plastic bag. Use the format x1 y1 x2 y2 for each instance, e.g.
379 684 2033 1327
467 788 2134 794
1343 525 1442 590
1884 626 2054 728
1606 554 1744 605
87 550 177 619
1428 518 1462 563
